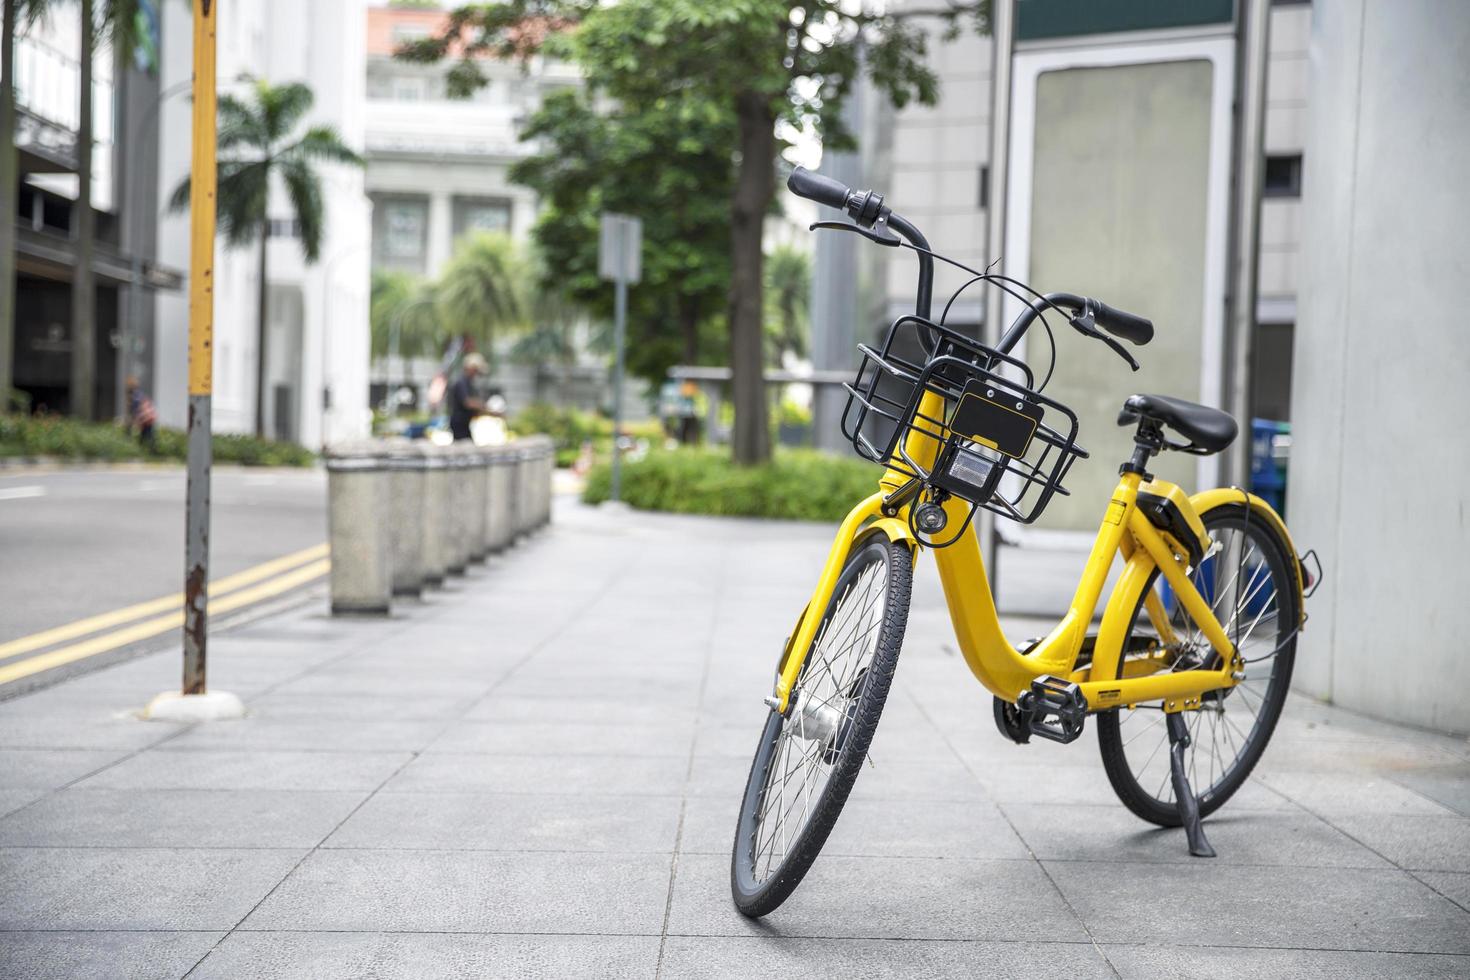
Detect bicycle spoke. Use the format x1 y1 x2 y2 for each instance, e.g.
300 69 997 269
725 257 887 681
748 549 891 885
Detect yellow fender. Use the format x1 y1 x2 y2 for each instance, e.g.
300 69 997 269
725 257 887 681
1189 488 1307 626
773 495 916 711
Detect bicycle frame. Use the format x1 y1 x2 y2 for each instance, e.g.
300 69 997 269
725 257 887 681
774 388 1301 715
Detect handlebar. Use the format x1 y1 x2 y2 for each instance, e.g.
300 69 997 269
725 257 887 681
786 166 1153 368
786 167 850 211
787 166 934 320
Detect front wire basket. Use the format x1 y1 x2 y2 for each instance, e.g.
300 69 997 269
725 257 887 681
841 314 1088 532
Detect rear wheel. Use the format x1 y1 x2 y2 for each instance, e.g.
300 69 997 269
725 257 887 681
730 533 912 918
1097 503 1299 826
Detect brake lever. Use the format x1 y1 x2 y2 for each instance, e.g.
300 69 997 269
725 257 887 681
1069 311 1140 372
809 219 901 247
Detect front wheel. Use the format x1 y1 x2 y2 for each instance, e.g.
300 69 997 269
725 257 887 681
1097 502 1300 826
730 533 913 918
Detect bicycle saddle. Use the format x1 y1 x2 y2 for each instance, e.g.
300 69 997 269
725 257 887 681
1117 394 1238 454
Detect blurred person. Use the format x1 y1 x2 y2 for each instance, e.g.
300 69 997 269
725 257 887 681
125 377 157 451
678 380 706 445
448 353 490 442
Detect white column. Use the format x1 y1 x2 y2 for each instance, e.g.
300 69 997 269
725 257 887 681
426 191 453 277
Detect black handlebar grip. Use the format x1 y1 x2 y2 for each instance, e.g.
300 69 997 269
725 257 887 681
787 166 852 211
1091 300 1154 346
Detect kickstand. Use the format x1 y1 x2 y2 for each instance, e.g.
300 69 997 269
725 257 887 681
1166 711 1216 858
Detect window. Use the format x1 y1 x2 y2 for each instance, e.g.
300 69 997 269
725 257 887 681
452 197 512 240
267 218 300 239
371 195 430 272
977 165 990 209
1263 154 1303 198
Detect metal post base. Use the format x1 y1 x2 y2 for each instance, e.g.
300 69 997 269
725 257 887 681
1167 711 1216 858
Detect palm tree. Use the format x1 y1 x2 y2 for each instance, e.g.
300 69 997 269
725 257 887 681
436 231 528 364
170 78 361 436
0 0 56 410
370 270 441 361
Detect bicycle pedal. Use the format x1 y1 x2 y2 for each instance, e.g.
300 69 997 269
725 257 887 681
1016 676 1087 744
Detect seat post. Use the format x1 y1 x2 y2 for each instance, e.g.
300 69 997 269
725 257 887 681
1120 419 1164 478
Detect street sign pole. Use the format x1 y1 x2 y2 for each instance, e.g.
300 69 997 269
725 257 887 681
183 0 217 695
599 213 641 504
611 276 627 502
145 0 240 721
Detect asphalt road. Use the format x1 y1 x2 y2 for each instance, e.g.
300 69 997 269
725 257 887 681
0 465 326 645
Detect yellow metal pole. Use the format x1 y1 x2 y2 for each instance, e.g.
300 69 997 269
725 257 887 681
182 0 217 695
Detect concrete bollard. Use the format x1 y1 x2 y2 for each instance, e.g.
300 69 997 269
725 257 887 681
468 444 491 561
386 440 429 597
485 442 516 553
421 444 451 587
327 441 393 614
443 443 472 576
538 439 554 526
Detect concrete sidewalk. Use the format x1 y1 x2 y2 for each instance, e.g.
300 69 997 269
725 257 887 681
1 501 1467 978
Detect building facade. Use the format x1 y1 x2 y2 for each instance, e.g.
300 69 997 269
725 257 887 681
811 0 1312 531
361 4 624 417
152 0 373 447
10 3 171 420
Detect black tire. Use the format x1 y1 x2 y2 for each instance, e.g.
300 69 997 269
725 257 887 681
730 533 913 918
1097 502 1299 827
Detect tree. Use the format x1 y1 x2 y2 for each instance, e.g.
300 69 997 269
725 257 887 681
170 79 362 436
435 231 528 362
508 87 734 390
400 0 986 463
765 243 809 366
369 270 441 361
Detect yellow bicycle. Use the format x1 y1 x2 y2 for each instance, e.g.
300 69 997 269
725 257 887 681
731 168 1320 917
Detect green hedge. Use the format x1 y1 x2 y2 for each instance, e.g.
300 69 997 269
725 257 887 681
0 414 315 467
581 447 879 522
510 403 664 468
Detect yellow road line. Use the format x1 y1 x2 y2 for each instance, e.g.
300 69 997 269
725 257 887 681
0 558 331 686
0 543 329 660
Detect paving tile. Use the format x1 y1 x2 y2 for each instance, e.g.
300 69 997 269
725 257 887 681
1327 814 1470 872
77 748 412 791
1045 862 1470 952
682 796 1030 860
1002 803 1392 868
0 713 182 750
0 930 224 980
163 717 446 752
1106 944 1470 979
325 791 682 852
242 849 671 934
191 932 660 980
1390 763 1470 817
0 788 367 848
0 788 45 817
384 751 689 795
465 693 699 726
243 691 478 721
667 851 1087 942
1258 770 1459 815
0 748 131 790
1414 871 1470 912
658 936 1113 979
427 720 693 757
0 847 305 930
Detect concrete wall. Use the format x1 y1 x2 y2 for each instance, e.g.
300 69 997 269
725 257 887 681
1288 0 1470 734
